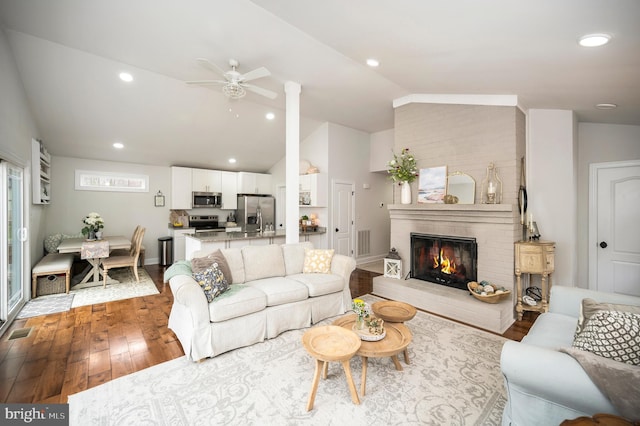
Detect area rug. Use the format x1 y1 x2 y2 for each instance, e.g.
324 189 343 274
16 293 74 319
70 268 159 308
68 295 507 425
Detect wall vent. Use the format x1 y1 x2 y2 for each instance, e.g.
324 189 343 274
357 230 371 256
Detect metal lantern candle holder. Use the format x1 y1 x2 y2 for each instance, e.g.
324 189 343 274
383 248 402 279
481 162 503 204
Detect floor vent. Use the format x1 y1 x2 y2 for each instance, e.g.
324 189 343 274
357 230 371 256
7 327 33 341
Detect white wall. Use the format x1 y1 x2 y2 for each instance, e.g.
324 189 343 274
577 122 640 287
370 128 394 172
528 109 578 288
0 28 44 268
48 156 172 264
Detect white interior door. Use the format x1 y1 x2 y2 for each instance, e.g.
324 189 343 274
332 181 354 257
590 160 640 296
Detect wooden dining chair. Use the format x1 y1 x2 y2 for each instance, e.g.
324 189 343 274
111 225 146 266
101 227 146 287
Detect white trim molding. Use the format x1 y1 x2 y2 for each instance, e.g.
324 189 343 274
393 94 519 109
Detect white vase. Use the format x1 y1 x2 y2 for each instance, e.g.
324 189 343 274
400 181 412 204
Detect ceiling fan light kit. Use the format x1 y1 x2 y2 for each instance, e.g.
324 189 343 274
187 58 277 100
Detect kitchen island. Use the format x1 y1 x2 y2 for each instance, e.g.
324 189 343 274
184 227 327 260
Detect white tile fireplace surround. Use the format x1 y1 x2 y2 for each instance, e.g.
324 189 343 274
373 203 520 333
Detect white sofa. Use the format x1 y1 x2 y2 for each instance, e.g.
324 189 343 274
166 242 356 362
501 286 640 425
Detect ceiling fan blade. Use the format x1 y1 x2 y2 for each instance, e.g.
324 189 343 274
185 80 227 86
243 83 278 99
195 58 228 78
239 66 270 82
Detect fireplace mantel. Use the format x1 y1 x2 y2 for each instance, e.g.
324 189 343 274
388 203 517 225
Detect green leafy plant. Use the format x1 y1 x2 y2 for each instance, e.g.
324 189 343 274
387 148 418 183
81 212 104 236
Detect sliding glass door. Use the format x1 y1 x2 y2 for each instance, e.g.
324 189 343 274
0 160 26 327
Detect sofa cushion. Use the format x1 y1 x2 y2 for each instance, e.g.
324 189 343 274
572 310 640 366
220 248 245 284
191 249 233 283
281 242 313 275
303 249 335 273
576 298 640 336
245 277 309 306
522 312 577 349
192 265 229 303
289 273 344 297
44 233 63 254
242 245 286 282
208 285 267 322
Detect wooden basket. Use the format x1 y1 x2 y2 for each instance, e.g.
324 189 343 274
467 283 511 304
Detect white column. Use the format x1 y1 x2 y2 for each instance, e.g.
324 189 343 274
285 82 301 244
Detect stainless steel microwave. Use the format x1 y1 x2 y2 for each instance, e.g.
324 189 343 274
192 191 222 208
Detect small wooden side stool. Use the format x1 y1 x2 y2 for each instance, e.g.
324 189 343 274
31 253 75 297
302 325 361 411
372 300 417 364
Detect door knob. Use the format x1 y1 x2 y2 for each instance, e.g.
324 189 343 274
600 241 608 249
335 228 339 232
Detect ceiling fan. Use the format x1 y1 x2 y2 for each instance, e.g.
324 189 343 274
186 58 277 100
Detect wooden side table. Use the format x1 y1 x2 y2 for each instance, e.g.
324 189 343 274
515 240 555 320
302 325 361 411
371 300 416 364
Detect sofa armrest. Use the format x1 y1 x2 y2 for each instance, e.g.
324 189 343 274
550 286 640 317
331 254 356 287
169 274 210 327
501 340 617 416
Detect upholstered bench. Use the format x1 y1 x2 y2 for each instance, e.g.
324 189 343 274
31 253 75 297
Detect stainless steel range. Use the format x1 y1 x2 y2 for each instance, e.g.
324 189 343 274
188 215 226 233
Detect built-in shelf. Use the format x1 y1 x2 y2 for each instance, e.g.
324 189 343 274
31 138 51 205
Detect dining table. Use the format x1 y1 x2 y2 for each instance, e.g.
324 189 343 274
57 236 131 285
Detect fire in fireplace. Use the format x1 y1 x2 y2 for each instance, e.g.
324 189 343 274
410 233 477 290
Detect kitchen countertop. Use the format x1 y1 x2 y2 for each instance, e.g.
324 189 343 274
186 227 326 242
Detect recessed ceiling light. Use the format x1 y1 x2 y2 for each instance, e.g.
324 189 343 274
265 112 275 120
228 158 237 164
578 33 611 47
113 142 124 149
366 58 380 67
119 72 133 82
596 103 617 110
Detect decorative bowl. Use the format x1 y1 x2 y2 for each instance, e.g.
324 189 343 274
467 282 511 304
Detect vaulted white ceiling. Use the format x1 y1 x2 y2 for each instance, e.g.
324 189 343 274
1 0 638 171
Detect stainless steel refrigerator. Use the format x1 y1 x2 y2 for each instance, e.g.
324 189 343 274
236 195 275 232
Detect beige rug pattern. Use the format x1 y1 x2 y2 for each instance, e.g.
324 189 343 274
70 268 159 308
68 294 507 425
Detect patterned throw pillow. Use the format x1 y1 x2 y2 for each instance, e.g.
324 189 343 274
191 249 233 283
572 310 640 366
44 234 63 253
192 263 229 303
303 249 335 274
575 298 640 337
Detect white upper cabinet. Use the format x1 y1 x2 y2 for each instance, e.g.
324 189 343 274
220 171 238 210
192 169 222 193
237 172 272 194
171 166 193 210
299 173 327 207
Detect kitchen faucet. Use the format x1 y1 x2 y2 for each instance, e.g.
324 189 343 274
256 206 263 234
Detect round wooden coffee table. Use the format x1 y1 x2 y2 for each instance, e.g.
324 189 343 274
302 325 361 410
372 300 417 364
333 314 412 396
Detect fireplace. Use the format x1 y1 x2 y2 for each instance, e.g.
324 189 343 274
410 233 477 291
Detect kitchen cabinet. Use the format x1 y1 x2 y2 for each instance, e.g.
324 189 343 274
171 166 193 210
31 139 51 204
237 172 272 195
220 171 238 209
299 173 327 207
170 227 195 262
192 169 221 193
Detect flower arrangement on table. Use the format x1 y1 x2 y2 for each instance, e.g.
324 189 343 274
81 212 104 239
387 148 418 184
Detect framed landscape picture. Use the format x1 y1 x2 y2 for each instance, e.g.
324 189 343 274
418 166 447 203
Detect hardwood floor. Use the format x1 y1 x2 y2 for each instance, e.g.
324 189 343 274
0 265 536 404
